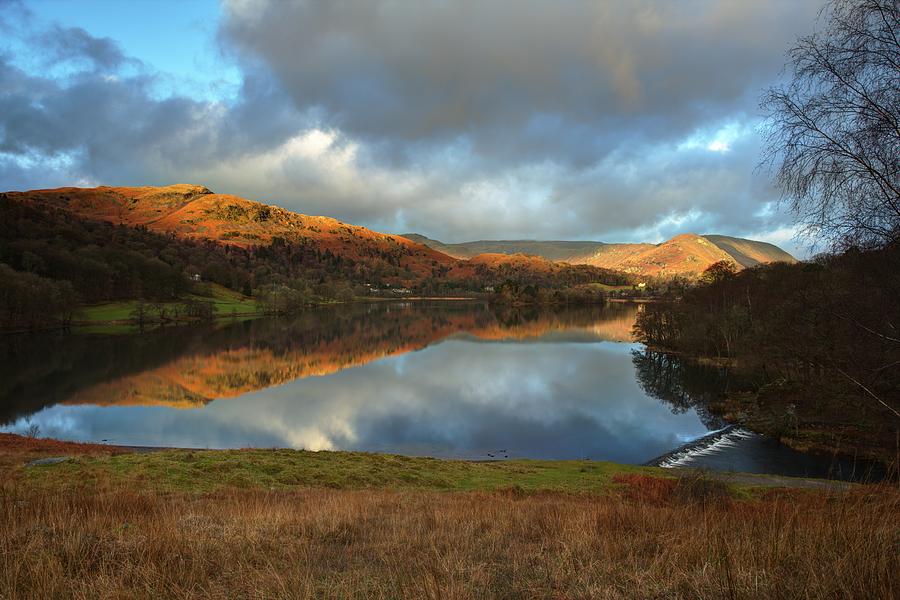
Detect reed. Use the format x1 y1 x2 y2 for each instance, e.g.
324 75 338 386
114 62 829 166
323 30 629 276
2 476 897 599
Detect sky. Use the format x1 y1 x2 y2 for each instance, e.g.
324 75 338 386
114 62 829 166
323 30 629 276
0 0 827 255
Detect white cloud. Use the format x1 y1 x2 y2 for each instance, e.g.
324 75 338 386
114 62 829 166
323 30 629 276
678 121 753 154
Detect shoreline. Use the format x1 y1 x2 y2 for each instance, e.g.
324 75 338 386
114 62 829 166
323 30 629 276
0 296 488 335
0 432 868 489
1 295 660 335
0 428 856 491
637 347 899 468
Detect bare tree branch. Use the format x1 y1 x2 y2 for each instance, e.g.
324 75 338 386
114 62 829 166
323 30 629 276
835 367 900 419
761 0 900 251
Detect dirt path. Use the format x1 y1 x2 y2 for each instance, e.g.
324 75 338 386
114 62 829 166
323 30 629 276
699 470 855 491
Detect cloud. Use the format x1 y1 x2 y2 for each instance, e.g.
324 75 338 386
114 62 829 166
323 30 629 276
221 0 821 165
37 25 128 71
0 0 824 252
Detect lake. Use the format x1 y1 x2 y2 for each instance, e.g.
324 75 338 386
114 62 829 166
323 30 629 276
0 301 869 478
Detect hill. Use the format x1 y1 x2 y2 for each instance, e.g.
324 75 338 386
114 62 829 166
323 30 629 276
403 232 796 277
701 234 797 267
402 234 608 262
5 185 792 286
6 184 457 281
587 233 737 277
0 185 639 328
4 185 631 287
3 182 797 331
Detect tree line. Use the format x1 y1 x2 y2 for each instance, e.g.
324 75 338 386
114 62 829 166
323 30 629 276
634 244 900 421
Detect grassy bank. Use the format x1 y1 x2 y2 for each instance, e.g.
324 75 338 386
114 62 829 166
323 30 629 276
75 283 259 325
1 435 898 598
0 435 653 496
22 450 654 495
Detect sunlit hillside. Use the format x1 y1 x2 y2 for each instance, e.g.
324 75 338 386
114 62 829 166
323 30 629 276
405 232 796 278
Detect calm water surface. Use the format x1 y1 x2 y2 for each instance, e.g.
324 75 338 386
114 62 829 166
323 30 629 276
0 301 865 477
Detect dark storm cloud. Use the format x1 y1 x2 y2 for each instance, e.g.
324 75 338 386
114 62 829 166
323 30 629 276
547 131 781 238
221 0 822 166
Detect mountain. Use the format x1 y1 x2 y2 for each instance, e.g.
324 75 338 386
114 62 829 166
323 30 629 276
3 183 793 313
5 184 457 282
1 185 634 308
700 235 797 267
402 232 796 277
402 234 608 262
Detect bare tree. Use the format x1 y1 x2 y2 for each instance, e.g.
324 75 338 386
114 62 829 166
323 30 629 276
761 0 900 250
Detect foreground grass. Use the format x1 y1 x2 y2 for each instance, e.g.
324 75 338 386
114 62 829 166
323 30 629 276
17 448 654 495
1 436 898 599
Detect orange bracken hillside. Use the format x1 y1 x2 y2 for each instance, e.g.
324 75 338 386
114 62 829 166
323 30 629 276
450 239 747 280
5 184 791 282
5 183 639 286
5 184 457 281
586 233 737 277
458 253 561 274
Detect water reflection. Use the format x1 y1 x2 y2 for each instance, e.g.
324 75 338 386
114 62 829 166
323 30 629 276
631 350 731 430
632 349 885 480
1 301 714 461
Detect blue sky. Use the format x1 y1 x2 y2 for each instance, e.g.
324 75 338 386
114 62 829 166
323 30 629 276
1 0 827 255
21 0 239 99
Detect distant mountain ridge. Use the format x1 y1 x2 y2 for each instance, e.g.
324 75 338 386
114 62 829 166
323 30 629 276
4 183 795 284
402 235 610 263
402 233 796 277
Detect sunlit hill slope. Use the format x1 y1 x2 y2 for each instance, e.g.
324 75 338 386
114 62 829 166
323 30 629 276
4 184 632 287
5 184 793 284
6 184 455 281
405 232 796 277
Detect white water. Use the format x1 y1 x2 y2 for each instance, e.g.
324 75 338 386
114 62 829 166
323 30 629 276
655 427 758 468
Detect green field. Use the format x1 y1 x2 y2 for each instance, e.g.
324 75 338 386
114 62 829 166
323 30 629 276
75 283 258 324
24 448 662 495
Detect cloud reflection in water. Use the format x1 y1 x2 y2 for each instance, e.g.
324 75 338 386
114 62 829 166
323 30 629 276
3 302 710 463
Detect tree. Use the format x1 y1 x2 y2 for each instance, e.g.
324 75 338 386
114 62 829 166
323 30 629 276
761 0 900 250
0 263 78 329
183 299 215 321
129 302 150 331
699 260 737 286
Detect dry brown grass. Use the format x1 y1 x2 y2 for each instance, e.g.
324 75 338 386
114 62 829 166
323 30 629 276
1 477 897 599
0 433 119 457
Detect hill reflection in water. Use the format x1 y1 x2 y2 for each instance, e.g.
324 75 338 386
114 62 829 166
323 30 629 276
1 301 715 462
